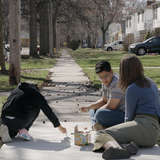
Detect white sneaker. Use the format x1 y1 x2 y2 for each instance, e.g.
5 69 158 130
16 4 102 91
0 124 12 143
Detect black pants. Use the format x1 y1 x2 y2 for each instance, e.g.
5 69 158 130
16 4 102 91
2 108 40 138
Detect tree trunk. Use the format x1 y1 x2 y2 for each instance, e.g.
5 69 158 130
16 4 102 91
53 17 57 51
48 0 53 57
0 0 6 72
102 29 106 48
9 0 21 85
29 0 38 57
120 20 126 40
87 34 91 48
39 2 49 56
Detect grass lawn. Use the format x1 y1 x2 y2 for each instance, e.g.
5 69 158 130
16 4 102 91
0 57 56 91
0 96 7 112
70 48 160 88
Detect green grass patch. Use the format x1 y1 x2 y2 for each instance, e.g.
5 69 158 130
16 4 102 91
0 96 7 111
70 48 160 88
5 57 56 70
0 57 56 91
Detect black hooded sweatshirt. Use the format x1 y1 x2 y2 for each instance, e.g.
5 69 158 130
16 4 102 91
1 83 60 128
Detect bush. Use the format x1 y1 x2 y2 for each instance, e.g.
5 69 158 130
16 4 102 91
144 31 153 40
68 40 80 50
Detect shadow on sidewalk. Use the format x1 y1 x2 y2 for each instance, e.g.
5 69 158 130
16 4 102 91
6 137 71 151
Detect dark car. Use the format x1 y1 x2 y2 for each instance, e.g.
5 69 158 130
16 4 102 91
129 37 160 55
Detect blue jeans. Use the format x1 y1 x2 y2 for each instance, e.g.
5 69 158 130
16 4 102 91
89 108 125 128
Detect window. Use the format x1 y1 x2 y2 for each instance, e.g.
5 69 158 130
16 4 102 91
153 7 158 20
138 13 140 23
148 38 159 44
129 19 132 27
142 12 144 22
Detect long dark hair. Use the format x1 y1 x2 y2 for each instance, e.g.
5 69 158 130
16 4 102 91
119 55 150 91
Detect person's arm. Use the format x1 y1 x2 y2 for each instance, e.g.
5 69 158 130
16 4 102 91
80 97 107 112
125 86 138 122
40 102 67 133
80 84 108 112
100 98 121 110
23 87 61 127
20 83 66 133
33 91 67 133
101 87 124 110
40 102 61 128
151 81 160 118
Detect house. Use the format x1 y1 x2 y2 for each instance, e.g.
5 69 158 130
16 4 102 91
153 2 160 30
108 1 154 44
108 23 123 43
125 2 154 43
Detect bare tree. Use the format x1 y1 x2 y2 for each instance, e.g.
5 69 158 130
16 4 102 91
2 0 9 44
92 0 125 47
48 0 54 57
56 0 92 46
9 0 21 85
29 0 38 57
0 0 6 73
38 1 49 56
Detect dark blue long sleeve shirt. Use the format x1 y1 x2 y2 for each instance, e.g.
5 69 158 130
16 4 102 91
125 79 160 122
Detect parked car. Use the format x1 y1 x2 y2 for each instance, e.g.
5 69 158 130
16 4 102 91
129 36 160 56
104 40 123 51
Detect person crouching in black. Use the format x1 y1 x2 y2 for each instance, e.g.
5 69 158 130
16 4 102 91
0 82 66 143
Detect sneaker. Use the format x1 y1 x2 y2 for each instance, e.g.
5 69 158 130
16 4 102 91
121 141 139 155
102 147 131 159
0 124 12 143
16 129 32 141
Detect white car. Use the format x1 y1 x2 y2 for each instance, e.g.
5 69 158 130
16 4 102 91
104 41 123 51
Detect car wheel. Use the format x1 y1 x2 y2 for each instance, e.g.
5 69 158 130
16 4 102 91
137 48 146 56
107 47 113 51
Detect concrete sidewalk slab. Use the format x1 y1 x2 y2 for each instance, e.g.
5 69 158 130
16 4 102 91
49 50 89 83
41 50 100 122
0 122 160 160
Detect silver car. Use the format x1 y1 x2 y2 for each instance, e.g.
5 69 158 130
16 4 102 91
104 41 123 51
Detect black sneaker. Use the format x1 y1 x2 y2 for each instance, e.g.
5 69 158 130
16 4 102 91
102 147 131 160
93 147 105 153
121 141 139 155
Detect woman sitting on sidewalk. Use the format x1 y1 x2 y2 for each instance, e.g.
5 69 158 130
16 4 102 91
93 55 160 159
0 82 66 143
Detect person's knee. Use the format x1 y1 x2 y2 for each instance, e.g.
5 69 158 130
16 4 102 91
95 109 110 124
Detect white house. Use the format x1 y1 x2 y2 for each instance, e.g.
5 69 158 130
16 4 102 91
153 2 160 29
108 23 123 42
126 14 137 34
137 11 145 31
125 1 154 42
104 0 158 45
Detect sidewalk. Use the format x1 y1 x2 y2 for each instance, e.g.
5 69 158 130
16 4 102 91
0 50 160 160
